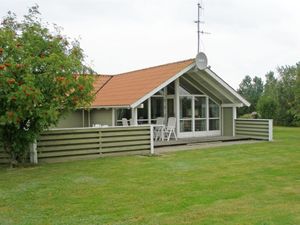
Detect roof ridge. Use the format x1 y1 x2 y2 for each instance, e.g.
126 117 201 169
112 58 195 76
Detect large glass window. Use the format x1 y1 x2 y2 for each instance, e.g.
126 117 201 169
151 97 164 123
179 78 203 95
137 100 149 124
195 97 206 118
167 98 175 117
154 89 164 96
209 99 219 118
167 82 175 95
180 96 192 132
209 99 220 131
116 108 131 126
194 97 206 131
178 94 220 133
180 96 192 118
195 120 206 131
209 119 219 131
180 120 192 132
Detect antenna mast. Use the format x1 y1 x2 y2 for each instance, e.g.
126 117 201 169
195 2 209 54
195 2 202 54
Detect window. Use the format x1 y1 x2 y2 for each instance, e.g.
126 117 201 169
154 89 164 96
180 96 192 132
195 120 206 131
151 97 164 123
209 119 219 130
167 98 175 117
209 99 219 118
195 97 206 118
179 78 203 95
178 91 220 133
194 97 206 131
116 108 131 126
167 82 175 95
209 99 220 131
137 100 149 124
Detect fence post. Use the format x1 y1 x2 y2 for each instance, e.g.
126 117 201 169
98 128 103 157
269 119 273 141
150 125 154 154
30 140 38 164
232 107 237 136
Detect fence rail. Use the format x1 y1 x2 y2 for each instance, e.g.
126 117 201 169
235 119 273 141
37 126 152 163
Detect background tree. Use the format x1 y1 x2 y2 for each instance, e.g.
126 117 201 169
256 71 279 120
237 75 264 116
257 95 278 119
296 64 300 124
276 64 299 126
264 71 278 98
0 6 94 166
237 62 300 126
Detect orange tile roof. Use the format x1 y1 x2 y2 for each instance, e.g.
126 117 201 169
92 59 195 107
92 75 112 94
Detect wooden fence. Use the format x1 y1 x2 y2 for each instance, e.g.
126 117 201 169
37 126 152 163
235 119 273 141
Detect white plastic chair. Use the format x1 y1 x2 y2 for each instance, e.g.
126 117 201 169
154 117 165 141
129 118 134 126
122 118 129 126
163 117 177 141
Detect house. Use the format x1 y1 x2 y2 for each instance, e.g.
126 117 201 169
56 58 250 139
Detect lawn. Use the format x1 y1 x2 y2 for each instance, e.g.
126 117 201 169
0 127 299 225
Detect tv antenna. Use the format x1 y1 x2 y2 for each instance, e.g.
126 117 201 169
194 2 210 54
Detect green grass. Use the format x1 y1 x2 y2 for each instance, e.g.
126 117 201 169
0 127 299 225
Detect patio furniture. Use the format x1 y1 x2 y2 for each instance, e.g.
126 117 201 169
163 117 177 141
154 117 165 141
122 118 129 126
129 118 134 126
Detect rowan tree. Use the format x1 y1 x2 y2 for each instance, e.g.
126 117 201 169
0 6 94 166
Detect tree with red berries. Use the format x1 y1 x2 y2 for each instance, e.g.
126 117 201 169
0 6 95 166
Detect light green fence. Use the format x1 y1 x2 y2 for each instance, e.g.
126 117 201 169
37 126 152 163
235 119 273 141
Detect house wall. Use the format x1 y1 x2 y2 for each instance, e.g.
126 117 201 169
222 107 233 136
55 109 113 128
56 111 83 128
90 109 113 126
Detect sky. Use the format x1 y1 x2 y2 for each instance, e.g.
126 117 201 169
1 0 300 88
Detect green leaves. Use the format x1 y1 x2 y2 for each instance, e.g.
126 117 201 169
237 76 264 115
0 5 94 165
